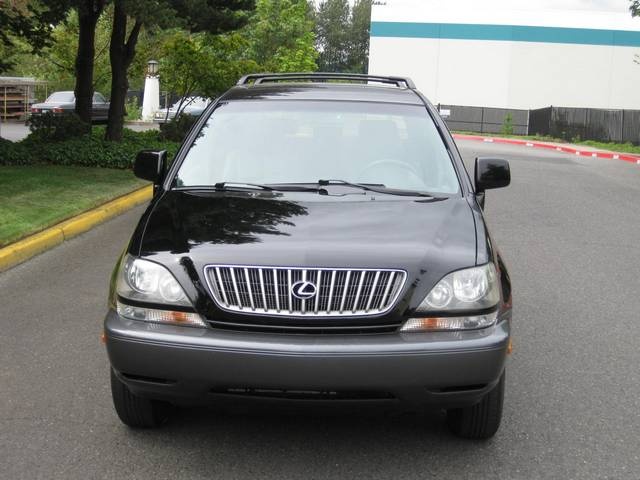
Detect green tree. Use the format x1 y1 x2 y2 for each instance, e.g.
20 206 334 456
22 10 113 95
246 0 317 72
159 0 317 118
0 1 105 126
74 0 107 125
314 0 372 73
199 33 260 96
0 1 69 73
159 31 211 116
4 0 112 125
8 8 163 98
105 0 255 141
159 30 259 111
347 0 371 73
314 0 350 72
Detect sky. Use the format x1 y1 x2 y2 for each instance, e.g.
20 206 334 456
324 0 631 14
569 0 632 11
369 0 639 30
496 0 631 12
338 0 631 11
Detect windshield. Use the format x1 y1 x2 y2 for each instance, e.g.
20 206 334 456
174 100 460 195
46 92 75 103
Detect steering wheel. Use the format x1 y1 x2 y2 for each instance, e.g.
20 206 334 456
358 159 423 182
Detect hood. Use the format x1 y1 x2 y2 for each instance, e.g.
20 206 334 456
137 190 477 281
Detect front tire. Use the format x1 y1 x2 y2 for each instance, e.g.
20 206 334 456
446 371 505 439
110 369 169 428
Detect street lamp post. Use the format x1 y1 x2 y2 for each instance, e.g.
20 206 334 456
141 60 160 122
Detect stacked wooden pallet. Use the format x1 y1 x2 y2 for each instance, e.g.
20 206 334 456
0 77 42 121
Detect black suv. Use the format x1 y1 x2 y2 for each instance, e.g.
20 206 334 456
105 73 512 439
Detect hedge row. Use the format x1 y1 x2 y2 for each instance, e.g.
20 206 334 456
0 127 180 169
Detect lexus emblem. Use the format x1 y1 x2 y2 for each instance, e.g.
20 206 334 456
291 281 317 300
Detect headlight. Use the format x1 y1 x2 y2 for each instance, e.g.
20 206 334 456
115 255 205 327
402 264 500 332
418 263 499 313
117 255 190 305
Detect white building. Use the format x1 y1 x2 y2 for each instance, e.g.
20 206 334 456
368 0 640 110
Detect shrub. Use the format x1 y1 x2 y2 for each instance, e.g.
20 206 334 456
27 111 90 141
159 114 198 142
0 127 180 169
501 113 514 136
0 137 29 165
125 97 142 122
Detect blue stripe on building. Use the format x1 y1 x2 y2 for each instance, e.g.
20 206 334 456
370 22 640 47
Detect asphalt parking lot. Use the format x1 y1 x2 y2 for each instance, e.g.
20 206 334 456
2 139 639 479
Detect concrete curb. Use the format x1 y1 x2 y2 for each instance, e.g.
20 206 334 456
0 185 152 273
453 134 640 165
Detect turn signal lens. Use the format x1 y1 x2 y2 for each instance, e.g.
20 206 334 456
117 301 206 328
400 312 498 332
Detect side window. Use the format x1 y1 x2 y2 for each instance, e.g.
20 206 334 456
93 93 106 103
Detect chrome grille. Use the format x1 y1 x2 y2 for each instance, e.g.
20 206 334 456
204 265 407 317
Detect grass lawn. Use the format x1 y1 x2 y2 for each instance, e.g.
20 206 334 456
0 166 147 247
454 131 640 155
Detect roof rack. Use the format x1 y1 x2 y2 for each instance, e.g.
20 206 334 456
236 73 416 89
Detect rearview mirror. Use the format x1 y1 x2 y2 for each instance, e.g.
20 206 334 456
134 150 167 184
475 157 510 193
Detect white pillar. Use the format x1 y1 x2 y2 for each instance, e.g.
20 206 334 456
141 75 159 122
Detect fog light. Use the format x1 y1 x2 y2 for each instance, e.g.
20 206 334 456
400 312 497 332
117 301 206 327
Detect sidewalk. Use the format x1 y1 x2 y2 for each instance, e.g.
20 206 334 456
452 133 640 164
0 121 28 142
0 120 158 142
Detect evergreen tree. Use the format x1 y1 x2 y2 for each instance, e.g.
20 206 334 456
315 0 350 72
314 0 371 73
347 0 371 73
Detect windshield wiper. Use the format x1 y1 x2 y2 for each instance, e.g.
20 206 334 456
214 182 275 191
174 181 442 198
173 182 319 193
215 182 323 193
317 179 439 198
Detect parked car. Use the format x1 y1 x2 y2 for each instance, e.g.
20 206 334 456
153 96 211 123
105 73 512 439
30 91 109 123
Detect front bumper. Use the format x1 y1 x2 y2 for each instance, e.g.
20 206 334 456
104 310 510 408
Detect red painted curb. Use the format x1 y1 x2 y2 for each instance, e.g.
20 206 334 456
452 134 640 165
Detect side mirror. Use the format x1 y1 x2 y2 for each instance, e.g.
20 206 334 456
134 150 167 184
475 157 510 193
